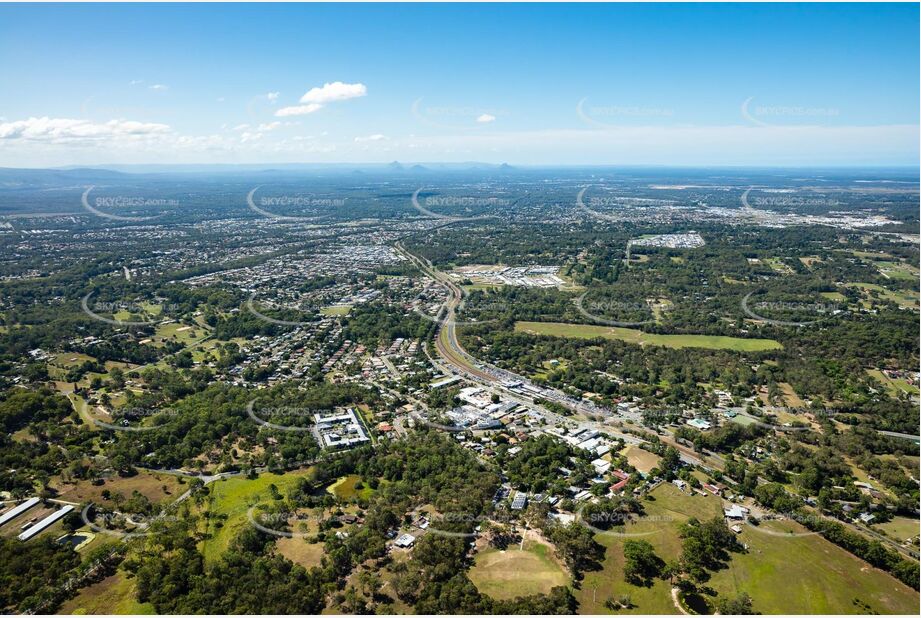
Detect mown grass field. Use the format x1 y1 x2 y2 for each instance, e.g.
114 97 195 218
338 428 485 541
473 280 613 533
876 261 918 282
320 305 352 316
708 520 919 614
469 539 569 600
515 321 782 352
574 483 919 615
874 516 921 542
151 322 203 347
201 468 315 563
577 482 721 615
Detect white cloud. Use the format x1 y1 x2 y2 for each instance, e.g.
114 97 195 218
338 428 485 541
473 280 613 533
0 117 170 142
129 79 144 86
275 103 323 117
233 121 282 133
0 116 915 167
301 81 366 105
476 113 496 123
266 91 280 102
273 82 366 117
148 84 169 91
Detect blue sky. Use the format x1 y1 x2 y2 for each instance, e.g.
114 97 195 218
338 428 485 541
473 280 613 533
0 2 918 167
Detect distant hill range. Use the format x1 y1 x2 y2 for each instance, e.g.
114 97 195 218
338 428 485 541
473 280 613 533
54 161 514 174
0 166 129 189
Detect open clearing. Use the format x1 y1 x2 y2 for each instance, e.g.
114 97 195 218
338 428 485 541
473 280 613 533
276 536 326 568
515 321 782 352
874 516 921 542
326 474 376 501
320 305 352 316
621 445 662 474
469 538 569 600
876 261 918 282
201 468 315 563
150 322 204 347
708 519 919 614
60 572 154 615
577 482 721 614
50 470 184 506
574 482 919 615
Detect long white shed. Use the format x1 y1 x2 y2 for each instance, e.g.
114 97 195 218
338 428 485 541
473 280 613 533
18 504 75 541
0 497 40 528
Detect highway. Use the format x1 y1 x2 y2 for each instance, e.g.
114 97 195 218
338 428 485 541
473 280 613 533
394 242 665 449
395 242 620 417
393 244 921 558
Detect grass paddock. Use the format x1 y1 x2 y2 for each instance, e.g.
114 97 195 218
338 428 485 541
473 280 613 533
469 539 569 600
514 321 782 352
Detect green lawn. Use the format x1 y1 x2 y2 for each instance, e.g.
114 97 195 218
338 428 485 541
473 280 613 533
765 257 795 275
574 483 919 615
201 468 315 563
469 539 570 601
708 520 919 614
876 261 919 282
576 483 722 614
867 369 920 396
461 283 503 292
276 535 326 568
326 474 376 501
874 516 921 542
515 321 782 352
152 322 202 346
320 305 352 316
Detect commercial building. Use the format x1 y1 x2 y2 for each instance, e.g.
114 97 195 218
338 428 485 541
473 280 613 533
314 408 370 449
